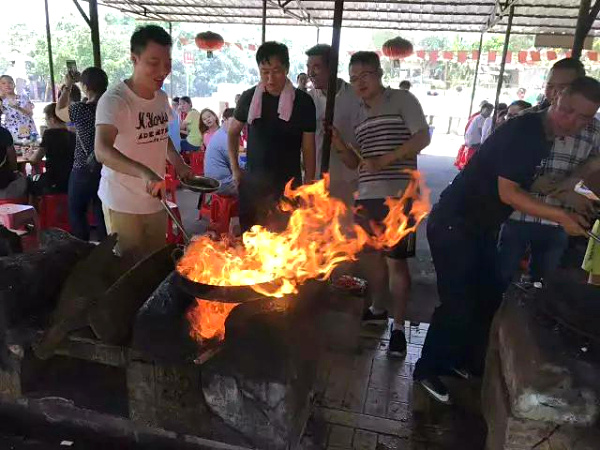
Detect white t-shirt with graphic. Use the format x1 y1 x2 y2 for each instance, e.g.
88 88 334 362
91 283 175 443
96 81 171 214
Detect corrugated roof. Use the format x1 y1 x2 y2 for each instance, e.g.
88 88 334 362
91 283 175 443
97 0 600 36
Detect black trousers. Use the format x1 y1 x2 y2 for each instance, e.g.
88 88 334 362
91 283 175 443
414 206 503 379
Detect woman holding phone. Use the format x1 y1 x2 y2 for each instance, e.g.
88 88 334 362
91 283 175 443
56 67 108 241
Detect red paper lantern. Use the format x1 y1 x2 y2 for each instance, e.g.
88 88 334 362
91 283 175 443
195 31 224 58
381 37 414 60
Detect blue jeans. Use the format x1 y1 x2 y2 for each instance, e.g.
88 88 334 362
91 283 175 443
497 219 568 290
68 168 106 241
180 140 200 153
415 207 503 378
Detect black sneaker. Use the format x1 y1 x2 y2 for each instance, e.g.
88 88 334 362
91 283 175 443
388 324 407 358
362 308 388 325
418 376 451 405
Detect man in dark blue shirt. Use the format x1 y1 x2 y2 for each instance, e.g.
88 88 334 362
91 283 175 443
415 77 600 405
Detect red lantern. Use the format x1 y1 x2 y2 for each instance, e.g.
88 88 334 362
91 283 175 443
195 31 224 58
381 37 414 60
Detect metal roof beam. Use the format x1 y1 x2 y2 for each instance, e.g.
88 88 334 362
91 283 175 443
484 0 521 31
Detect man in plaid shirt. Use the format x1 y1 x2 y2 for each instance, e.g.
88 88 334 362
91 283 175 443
498 58 598 288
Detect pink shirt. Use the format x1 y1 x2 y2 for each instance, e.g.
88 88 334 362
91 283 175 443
203 128 217 148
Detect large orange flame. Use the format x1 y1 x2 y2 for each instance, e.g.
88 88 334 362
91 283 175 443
177 171 430 301
187 299 240 343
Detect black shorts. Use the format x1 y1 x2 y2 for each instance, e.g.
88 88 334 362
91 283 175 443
354 198 417 260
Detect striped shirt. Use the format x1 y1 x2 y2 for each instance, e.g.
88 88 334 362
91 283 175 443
511 116 600 225
353 88 428 200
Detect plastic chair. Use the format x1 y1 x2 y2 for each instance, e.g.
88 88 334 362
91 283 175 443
165 200 185 245
38 193 71 232
190 151 205 176
210 195 239 235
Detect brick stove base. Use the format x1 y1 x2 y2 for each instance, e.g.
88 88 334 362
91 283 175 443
482 285 600 450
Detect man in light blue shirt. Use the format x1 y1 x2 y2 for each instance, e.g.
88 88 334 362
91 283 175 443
205 108 237 196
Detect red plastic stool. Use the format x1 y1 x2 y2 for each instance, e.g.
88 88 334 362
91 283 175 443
198 193 212 221
39 193 71 232
210 195 239 235
0 198 28 206
165 200 185 245
190 151 205 176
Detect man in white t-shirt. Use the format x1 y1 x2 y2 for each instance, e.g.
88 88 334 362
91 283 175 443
95 25 191 263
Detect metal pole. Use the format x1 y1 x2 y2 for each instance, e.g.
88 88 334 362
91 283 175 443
89 0 102 68
321 0 344 175
168 22 174 98
316 27 320 43
573 0 592 59
492 5 514 132
262 0 267 43
44 0 56 102
468 32 484 117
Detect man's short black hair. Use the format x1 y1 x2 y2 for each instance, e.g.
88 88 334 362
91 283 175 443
131 25 172 55
480 101 493 111
256 41 289 69
349 51 381 70
297 72 307 80
305 44 332 67
173 96 180 103
497 102 508 113
510 100 532 110
222 107 235 120
551 58 586 78
80 67 108 95
564 76 600 103
399 80 411 90
180 96 192 106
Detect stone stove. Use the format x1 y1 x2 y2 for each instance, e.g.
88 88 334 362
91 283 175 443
0 234 364 449
483 269 600 450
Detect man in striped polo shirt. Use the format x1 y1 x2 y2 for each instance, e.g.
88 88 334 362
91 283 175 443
331 51 431 358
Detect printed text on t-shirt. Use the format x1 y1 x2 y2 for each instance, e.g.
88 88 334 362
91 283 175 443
136 111 170 145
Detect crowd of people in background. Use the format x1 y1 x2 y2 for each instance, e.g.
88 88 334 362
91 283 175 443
1 24 600 408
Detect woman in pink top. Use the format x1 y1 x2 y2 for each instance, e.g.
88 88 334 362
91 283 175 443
199 108 219 149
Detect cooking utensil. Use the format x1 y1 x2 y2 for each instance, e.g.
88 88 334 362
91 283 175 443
180 175 221 193
160 198 191 244
587 230 600 245
174 271 281 303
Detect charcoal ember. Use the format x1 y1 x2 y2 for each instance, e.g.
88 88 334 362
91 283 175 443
132 271 199 363
0 230 94 367
202 297 317 450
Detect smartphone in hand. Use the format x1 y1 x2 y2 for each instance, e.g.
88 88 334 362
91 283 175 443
66 60 80 82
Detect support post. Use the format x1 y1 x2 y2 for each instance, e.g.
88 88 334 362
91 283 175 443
89 0 102 68
321 0 344 175
316 27 320 43
168 22 174 98
468 32 484 117
262 0 267 43
44 0 56 102
492 5 514 132
573 0 595 59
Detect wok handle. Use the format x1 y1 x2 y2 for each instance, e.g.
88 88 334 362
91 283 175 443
160 199 191 244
